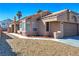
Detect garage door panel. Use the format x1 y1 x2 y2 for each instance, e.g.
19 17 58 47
63 23 77 36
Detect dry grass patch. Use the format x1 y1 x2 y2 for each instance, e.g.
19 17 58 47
8 39 79 56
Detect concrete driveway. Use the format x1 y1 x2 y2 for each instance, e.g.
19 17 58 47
58 36 79 47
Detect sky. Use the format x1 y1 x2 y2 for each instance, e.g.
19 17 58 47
0 3 79 21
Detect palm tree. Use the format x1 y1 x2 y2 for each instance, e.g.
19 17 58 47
16 11 22 20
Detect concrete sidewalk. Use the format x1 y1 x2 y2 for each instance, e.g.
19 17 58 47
6 32 79 47
9 33 58 41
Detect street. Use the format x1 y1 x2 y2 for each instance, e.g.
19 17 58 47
0 32 16 56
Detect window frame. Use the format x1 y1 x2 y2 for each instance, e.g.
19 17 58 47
72 16 77 22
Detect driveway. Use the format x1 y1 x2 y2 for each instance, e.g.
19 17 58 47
58 36 79 47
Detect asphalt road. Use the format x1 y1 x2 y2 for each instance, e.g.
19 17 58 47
0 32 16 56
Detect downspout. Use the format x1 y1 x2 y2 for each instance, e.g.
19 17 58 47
76 17 78 35
77 23 78 35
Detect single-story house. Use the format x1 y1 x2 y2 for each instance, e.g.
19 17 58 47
20 9 79 39
9 9 79 39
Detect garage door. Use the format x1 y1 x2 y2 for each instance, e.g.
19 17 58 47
63 23 77 36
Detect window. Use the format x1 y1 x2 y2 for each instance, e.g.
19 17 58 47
37 18 40 21
2 23 5 25
26 21 30 32
46 22 49 31
33 28 37 31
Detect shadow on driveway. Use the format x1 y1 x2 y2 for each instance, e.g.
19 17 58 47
0 33 17 56
62 36 79 40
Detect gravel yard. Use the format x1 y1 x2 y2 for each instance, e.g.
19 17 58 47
1 32 79 56
7 38 79 56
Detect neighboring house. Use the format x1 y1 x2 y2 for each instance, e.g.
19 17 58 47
9 9 79 39
0 19 12 31
9 19 20 33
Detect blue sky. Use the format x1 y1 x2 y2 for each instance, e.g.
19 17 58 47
0 3 79 21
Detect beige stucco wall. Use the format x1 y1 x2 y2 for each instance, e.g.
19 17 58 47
42 10 79 23
42 15 58 22
37 20 64 38
49 22 60 36
49 21 64 38
57 11 68 22
57 10 79 23
21 16 40 36
37 20 46 36
69 12 79 23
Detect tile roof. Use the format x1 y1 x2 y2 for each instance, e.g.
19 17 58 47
21 10 51 20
